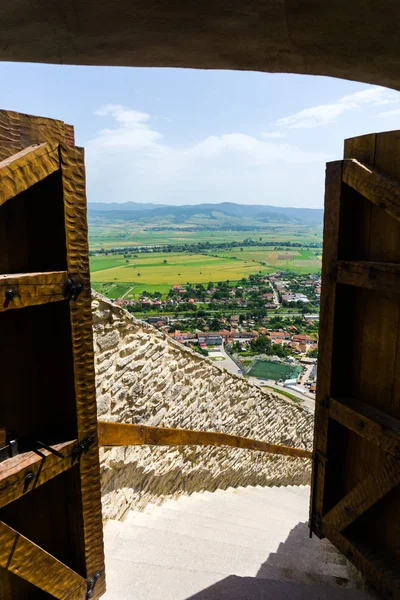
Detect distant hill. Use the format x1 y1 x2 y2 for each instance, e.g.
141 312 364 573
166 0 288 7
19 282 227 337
88 202 323 226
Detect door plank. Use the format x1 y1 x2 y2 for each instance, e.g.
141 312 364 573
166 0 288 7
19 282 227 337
310 160 343 536
0 440 77 509
321 520 400 599
323 455 400 531
336 260 400 294
329 397 400 459
0 520 87 599
0 142 60 206
342 159 400 223
0 271 69 312
60 143 106 596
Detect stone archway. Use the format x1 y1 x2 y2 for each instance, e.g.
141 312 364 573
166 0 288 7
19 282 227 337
1 0 400 90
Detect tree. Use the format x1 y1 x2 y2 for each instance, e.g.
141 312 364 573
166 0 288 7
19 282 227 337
307 348 318 358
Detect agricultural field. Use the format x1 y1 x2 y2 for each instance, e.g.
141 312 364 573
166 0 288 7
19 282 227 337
90 251 274 298
90 241 322 299
212 246 322 274
88 223 323 250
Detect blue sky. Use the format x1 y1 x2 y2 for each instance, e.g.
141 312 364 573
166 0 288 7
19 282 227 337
2 62 400 208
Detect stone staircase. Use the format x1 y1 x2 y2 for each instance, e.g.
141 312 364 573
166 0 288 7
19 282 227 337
103 485 375 600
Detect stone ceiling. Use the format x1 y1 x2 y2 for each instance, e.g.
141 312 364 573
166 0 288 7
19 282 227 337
1 0 400 90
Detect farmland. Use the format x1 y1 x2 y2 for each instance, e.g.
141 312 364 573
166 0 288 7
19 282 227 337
88 222 322 250
88 203 323 299
90 245 322 299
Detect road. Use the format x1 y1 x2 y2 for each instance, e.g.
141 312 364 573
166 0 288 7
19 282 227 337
211 346 316 413
269 281 280 306
209 346 242 376
248 376 315 413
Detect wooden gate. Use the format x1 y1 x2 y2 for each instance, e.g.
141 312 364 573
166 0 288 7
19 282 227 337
310 131 400 598
0 111 105 599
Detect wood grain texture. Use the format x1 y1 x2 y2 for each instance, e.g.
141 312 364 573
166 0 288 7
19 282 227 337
0 271 69 312
0 520 87 599
323 455 400 531
60 143 106 597
0 110 74 162
0 142 60 206
310 160 343 536
336 260 400 293
321 520 400 600
98 421 312 459
0 440 77 509
329 397 400 459
342 158 400 222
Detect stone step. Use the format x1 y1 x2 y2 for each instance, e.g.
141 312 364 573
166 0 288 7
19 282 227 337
125 509 334 551
103 486 375 599
158 497 309 528
105 530 261 577
118 512 342 557
126 506 339 554
106 520 345 571
105 533 356 592
129 504 307 538
170 487 310 516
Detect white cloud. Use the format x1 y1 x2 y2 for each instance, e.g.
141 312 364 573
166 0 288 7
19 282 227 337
85 105 327 206
377 108 400 118
276 87 400 129
262 131 286 139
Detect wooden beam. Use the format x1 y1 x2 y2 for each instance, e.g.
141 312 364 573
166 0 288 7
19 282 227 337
0 520 87 599
310 160 343 537
329 397 400 459
0 142 60 205
0 271 69 312
342 158 400 223
60 143 106 595
323 455 400 532
321 520 400 599
0 440 77 509
337 260 400 293
98 421 312 459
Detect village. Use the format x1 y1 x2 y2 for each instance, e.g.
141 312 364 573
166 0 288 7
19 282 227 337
112 271 321 407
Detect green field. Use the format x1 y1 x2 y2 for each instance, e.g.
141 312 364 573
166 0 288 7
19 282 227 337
88 223 323 250
90 241 322 299
212 246 322 274
90 251 274 288
247 360 302 380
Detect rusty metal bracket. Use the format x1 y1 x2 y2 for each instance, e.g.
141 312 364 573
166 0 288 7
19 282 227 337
86 571 102 598
65 277 84 301
72 436 94 462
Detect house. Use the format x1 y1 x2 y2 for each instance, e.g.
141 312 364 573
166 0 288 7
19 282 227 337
292 334 315 344
268 331 289 342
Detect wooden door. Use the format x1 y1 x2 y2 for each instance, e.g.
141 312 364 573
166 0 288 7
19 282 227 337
310 131 400 599
0 111 105 599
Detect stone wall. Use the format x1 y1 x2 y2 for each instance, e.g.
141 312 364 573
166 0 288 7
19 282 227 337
92 292 314 522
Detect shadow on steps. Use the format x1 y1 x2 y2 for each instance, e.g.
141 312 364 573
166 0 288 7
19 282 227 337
185 576 368 600
186 522 371 600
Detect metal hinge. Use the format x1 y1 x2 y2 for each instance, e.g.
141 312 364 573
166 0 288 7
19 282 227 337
65 277 84 301
310 511 322 533
313 450 328 467
86 571 102 598
72 436 94 462
320 395 330 410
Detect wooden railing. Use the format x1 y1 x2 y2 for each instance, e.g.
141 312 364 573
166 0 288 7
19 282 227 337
97 421 312 459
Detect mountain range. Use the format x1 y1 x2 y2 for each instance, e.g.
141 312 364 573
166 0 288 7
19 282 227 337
88 202 323 226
